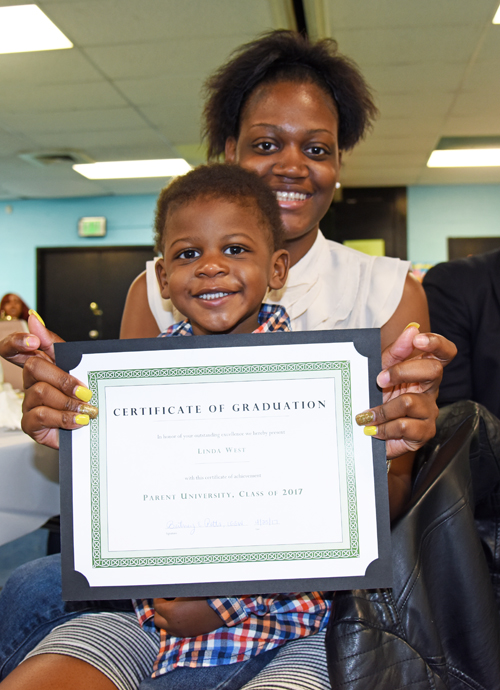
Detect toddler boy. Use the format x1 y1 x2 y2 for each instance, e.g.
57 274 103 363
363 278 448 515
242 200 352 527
133 164 331 687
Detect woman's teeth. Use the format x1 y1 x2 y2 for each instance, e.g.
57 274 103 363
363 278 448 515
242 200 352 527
198 292 230 301
275 191 308 201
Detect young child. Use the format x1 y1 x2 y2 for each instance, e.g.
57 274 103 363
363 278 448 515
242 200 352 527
133 163 331 688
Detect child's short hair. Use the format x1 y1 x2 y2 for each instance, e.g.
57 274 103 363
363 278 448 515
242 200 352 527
154 164 285 255
203 30 378 158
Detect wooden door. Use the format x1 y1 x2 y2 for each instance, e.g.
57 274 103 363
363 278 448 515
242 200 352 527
37 246 155 342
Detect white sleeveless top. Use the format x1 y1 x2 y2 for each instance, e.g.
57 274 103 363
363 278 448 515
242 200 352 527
146 231 410 333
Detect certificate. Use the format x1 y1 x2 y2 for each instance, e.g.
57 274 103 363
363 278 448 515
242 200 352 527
56 330 391 600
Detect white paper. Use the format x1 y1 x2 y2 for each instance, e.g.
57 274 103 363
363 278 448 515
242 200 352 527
69 341 380 587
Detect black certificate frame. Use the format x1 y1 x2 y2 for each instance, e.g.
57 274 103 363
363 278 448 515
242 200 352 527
56 329 392 600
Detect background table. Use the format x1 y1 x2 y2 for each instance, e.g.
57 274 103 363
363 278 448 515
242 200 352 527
0 430 59 546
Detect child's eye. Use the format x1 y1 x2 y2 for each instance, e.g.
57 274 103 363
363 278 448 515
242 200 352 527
224 246 246 256
177 248 200 260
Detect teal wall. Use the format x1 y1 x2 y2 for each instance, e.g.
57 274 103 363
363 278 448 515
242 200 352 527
408 184 500 265
2 183 500 310
1 195 158 309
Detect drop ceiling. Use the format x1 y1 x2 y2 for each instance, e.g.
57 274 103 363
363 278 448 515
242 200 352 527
0 0 499 199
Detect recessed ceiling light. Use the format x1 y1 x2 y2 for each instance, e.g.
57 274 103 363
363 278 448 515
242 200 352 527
493 4 500 23
0 4 73 54
427 149 500 167
73 159 192 180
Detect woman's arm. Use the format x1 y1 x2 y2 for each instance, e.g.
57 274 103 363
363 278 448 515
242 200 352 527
120 271 161 339
355 274 456 519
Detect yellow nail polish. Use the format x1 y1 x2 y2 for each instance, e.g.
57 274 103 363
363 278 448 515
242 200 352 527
28 309 45 326
78 403 98 419
75 414 90 426
404 322 420 331
75 386 92 403
355 411 375 426
364 426 378 436
25 336 37 348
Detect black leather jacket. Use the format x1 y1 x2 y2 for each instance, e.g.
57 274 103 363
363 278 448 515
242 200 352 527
326 401 500 690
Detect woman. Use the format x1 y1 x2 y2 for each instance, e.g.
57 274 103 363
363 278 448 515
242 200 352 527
0 31 455 690
0 293 30 322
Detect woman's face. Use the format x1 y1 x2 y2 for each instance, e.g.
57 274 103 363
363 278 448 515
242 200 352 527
225 80 341 266
2 294 23 319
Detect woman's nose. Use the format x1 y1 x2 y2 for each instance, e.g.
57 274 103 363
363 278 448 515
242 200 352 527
273 145 308 177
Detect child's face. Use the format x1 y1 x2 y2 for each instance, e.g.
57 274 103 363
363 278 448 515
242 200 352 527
156 197 289 336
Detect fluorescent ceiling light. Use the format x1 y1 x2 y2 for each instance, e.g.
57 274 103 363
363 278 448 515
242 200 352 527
73 159 192 179
427 149 500 167
0 5 72 54
493 4 500 23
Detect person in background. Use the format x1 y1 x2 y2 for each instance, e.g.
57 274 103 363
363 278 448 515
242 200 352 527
0 294 30 322
423 247 500 419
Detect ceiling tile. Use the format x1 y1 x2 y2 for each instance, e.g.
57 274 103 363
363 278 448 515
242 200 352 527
2 81 127 113
0 107 148 134
41 0 276 45
327 0 496 29
332 26 482 66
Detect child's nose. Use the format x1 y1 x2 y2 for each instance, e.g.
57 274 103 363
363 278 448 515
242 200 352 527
196 253 228 277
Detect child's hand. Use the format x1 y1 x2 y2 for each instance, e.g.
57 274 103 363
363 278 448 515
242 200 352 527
153 597 223 637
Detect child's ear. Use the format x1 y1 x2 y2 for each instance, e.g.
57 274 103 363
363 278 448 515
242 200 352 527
268 249 289 290
155 258 170 300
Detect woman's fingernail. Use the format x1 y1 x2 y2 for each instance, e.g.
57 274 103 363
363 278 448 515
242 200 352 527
28 309 45 326
355 410 375 426
25 336 37 348
78 403 98 419
414 333 430 347
404 322 420 330
75 386 92 403
377 370 391 388
75 414 90 426
364 426 378 436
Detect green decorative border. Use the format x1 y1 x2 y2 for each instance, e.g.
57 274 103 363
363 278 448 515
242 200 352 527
87 360 358 567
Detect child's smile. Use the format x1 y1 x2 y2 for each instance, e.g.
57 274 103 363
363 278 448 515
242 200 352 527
156 197 288 336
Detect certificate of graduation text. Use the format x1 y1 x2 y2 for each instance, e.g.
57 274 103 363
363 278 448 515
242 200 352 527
57 331 391 599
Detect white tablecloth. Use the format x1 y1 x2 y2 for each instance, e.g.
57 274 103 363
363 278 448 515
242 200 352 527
0 430 60 546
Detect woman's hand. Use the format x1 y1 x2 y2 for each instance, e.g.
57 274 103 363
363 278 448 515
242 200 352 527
356 324 457 459
0 312 59 367
16 314 97 450
153 598 222 637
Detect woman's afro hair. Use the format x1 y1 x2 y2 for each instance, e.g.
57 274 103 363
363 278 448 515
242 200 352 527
203 30 378 158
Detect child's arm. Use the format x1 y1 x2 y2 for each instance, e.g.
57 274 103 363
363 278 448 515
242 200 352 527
153 598 222 637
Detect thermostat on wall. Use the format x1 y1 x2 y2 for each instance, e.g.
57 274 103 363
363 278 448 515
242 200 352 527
78 216 106 237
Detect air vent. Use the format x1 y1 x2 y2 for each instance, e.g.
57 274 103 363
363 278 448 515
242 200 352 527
19 150 94 168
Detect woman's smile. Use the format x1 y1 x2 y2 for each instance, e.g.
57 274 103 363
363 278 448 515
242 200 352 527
225 80 341 266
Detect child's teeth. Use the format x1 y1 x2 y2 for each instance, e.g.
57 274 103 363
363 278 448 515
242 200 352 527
275 191 308 201
199 292 229 300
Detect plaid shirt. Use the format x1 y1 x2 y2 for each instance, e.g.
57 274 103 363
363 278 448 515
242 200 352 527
134 304 330 676
134 593 331 676
159 303 291 337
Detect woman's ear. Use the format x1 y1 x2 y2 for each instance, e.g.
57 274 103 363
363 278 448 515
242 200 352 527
224 137 237 163
268 249 289 290
155 258 170 300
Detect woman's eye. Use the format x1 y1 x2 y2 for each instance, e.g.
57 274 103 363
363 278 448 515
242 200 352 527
255 141 278 153
307 145 328 156
178 249 200 260
224 246 245 255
